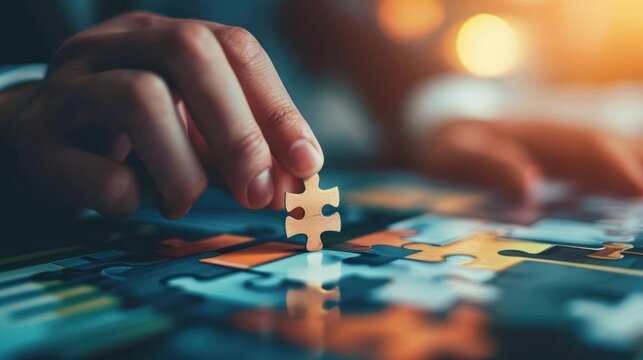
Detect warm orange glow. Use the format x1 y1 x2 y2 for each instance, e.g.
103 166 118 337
456 14 521 77
377 0 444 43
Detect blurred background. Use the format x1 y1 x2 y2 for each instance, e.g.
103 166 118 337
1 0 642 163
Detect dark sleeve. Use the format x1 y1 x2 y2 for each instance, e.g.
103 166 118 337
0 2 51 64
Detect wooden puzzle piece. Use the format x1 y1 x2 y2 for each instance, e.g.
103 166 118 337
285 174 341 251
200 242 302 269
157 234 254 258
233 305 493 360
403 232 551 272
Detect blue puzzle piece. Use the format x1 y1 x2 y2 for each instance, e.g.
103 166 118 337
248 250 496 311
343 245 420 266
505 218 633 249
389 214 484 245
567 292 643 351
168 272 289 308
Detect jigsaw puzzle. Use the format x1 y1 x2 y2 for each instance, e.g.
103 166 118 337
1 171 642 360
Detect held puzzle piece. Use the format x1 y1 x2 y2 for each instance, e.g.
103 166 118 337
285 174 341 251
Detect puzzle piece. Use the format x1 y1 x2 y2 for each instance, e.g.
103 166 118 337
249 249 496 311
328 230 419 265
200 242 302 269
103 255 234 297
340 229 414 249
506 218 633 249
488 261 643 329
285 174 341 251
588 242 640 260
389 214 484 245
499 244 643 276
568 293 643 350
404 232 551 271
233 305 493 360
343 245 420 266
157 234 254 257
168 272 292 308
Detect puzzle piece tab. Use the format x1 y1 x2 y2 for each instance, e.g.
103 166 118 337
404 232 551 271
285 174 341 251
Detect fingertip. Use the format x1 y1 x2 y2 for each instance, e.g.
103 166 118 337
288 140 324 178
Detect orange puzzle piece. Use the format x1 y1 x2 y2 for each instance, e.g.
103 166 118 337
403 232 551 271
157 234 254 258
587 243 640 260
285 174 341 251
200 242 301 269
233 305 493 360
331 229 416 252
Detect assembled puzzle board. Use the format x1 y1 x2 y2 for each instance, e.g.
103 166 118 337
0 171 641 359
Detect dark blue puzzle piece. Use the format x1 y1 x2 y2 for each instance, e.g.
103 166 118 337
342 245 420 266
499 247 643 271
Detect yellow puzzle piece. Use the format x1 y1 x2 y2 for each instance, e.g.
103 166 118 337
403 232 551 271
285 174 341 252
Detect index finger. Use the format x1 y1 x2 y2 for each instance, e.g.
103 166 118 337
202 22 324 179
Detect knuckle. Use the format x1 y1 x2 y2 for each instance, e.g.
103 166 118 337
167 22 217 63
265 105 302 137
120 72 169 116
218 26 265 67
99 170 135 210
231 129 269 162
122 11 161 26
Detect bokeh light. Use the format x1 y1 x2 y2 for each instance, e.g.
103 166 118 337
377 0 444 43
455 13 521 77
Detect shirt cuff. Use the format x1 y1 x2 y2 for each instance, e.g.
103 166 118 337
0 64 48 91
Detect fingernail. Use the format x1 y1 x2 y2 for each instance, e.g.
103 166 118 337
289 140 323 174
247 168 274 208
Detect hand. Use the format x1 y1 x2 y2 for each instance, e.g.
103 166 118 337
415 120 643 200
3 12 322 218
